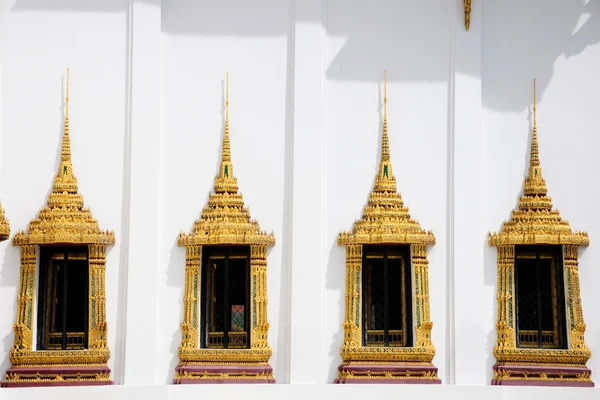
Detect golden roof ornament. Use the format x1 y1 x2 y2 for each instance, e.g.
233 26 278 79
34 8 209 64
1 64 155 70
464 0 472 31
338 71 435 246
12 69 115 246
178 73 275 246
0 203 9 241
488 78 588 246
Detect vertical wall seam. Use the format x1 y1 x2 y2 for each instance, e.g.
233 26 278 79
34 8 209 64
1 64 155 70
319 0 329 377
445 0 458 386
153 0 164 384
279 0 296 384
115 0 134 385
319 0 328 382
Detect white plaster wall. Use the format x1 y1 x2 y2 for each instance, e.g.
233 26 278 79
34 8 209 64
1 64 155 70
482 0 600 385
0 0 599 395
324 0 453 383
0 0 128 383
157 0 290 385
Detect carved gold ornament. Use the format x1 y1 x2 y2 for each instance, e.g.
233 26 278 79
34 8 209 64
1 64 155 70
336 72 439 383
174 74 275 384
2 70 115 387
464 0 472 31
0 203 9 242
488 79 592 386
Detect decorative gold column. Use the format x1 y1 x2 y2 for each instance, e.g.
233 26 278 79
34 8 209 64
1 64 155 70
412 243 433 348
174 74 275 384
12 245 36 352
250 244 269 349
88 244 109 349
494 245 516 353
2 69 115 388
564 245 586 350
341 244 362 351
180 246 201 350
488 79 592 387
336 72 439 384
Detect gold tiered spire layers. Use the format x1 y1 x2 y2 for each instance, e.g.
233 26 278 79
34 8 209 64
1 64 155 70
338 71 435 246
178 73 274 247
488 79 588 246
174 73 275 384
12 69 114 246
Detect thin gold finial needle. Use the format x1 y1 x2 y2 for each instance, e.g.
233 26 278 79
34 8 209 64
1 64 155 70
66 68 70 119
533 78 537 132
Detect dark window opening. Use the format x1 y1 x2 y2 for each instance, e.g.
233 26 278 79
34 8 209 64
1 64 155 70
515 246 567 349
362 245 412 347
201 246 250 349
36 247 89 351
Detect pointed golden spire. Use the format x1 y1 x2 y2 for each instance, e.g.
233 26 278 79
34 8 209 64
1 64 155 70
338 70 435 246
50 68 78 198
214 73 238 194
521 77 547 200
530 78 539 168
374 70 396 193
222 72 231 163
381 70 390 162
66 68 70 119
179 74 274 248
12 69 115 246
488 78 588 247
61 68 72 165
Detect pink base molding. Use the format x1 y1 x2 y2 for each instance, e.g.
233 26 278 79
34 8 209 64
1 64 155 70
491 363 594 387
335 363 441 384
1 365 113 388
173 364 275 384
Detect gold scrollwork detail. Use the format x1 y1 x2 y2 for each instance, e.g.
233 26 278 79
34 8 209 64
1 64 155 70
174 371 274 381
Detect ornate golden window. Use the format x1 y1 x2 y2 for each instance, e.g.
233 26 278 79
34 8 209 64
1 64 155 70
514 246 567 350
488 80 593 387
201 246 250 350
173 75 275 384
2 70 115 388
363 246 412 348
38 248 90 351
335 72 440 384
